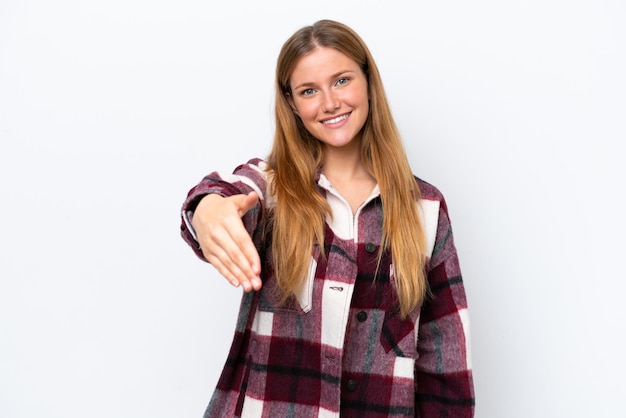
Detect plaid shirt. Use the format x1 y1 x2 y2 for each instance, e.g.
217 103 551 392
181 159 474 417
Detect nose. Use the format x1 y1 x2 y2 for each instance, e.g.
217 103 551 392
321 91 340 113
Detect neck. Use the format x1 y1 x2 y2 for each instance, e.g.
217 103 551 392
321 141 367 182
321 145 377 215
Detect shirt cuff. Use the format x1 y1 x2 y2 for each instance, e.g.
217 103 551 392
182 209 198 241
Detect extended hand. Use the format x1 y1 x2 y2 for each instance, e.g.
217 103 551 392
192 192 262 292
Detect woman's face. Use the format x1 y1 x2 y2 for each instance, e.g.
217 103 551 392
287 46 369 152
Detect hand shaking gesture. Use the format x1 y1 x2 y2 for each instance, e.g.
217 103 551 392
191 192 262 292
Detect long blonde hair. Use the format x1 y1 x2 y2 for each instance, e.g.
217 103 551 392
266 20 428 317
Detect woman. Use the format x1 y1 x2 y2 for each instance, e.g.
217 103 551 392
181 19 474 417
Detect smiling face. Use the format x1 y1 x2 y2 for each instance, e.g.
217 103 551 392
287 46 369 153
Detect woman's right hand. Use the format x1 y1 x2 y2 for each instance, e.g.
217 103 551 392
191 192 262 292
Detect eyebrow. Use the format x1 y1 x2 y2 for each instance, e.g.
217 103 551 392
292 69 357 91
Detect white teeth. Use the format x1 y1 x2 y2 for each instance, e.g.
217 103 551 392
322 114 348 124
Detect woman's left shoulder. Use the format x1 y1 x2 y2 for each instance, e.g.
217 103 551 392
413 175 446 203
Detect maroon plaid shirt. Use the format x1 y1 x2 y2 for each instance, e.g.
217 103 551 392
181 159 474 417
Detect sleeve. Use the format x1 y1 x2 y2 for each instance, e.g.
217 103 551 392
414 195 475 417
179 158 268 261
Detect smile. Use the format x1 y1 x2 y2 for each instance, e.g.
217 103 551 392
321 113 350 125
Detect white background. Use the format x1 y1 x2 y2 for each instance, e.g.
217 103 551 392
1 0 625 417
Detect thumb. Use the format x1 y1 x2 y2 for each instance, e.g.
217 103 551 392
235 191 259 217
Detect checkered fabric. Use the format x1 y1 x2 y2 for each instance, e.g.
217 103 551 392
181 159 474 417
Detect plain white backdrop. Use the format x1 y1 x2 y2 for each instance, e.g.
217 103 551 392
1 0 625 417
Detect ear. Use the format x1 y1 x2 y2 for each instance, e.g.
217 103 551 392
285 92 299 115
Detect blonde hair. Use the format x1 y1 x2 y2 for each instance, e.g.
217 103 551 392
266 20 428 317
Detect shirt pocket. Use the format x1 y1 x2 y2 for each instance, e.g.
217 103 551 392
379 264 419 357
380 309 418 357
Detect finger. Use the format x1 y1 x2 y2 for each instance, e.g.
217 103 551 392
235 191 259 217
203 222 260 288
222 219 262 284
202 230 257 291
206 251 255 291
225 227 261 277
205 251 241 287
229 193 262 277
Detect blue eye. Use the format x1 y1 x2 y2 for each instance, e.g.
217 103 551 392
336 77 349 86
301 88 315 96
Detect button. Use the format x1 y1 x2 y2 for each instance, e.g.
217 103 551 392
365 242 376 253
346 379 358 392
356 311 367 322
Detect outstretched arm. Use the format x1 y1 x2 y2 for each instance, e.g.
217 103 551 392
180 159 269 291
